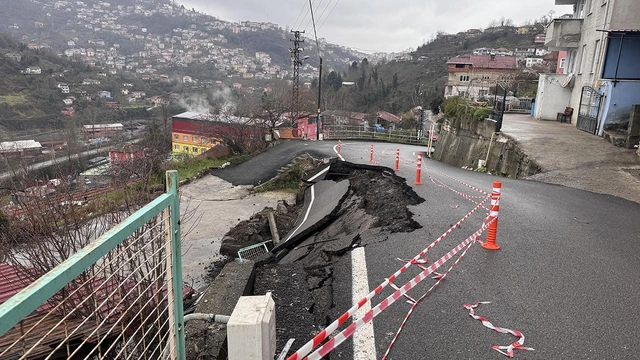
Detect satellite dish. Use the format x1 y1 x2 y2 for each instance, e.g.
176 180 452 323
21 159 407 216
561 73 574 88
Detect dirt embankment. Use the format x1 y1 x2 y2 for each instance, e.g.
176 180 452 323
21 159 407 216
249 161 425 356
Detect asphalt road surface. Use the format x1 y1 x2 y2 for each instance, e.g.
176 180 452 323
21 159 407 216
219 140 640 359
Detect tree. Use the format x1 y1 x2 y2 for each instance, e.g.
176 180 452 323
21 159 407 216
259 81 290 132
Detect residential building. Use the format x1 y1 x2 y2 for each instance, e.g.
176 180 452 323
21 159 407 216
172 112 244 156
321 110 368 127
444 54 518 100
82 123 124 139
0 140 42 154
61 107 75 116
4 52 21 62
109 143 144 164
536 0 640 136
376 111 402 130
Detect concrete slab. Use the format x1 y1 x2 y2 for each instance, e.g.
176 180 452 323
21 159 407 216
273 179 350 252
185 260 255 360
501 114 640 203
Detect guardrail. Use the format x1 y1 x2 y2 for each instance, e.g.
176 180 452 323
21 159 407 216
323 126 429 145
0 170 186 360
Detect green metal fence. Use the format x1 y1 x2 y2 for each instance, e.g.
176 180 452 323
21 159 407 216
323 125 429 145
0 171 185 360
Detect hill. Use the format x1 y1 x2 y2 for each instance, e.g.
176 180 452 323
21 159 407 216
318 23 551 117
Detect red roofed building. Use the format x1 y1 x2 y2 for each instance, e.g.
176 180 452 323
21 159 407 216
376 111 402 130
444 54 519 100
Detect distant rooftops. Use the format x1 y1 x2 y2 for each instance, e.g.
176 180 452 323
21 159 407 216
0 140 42 153
447 54 518 70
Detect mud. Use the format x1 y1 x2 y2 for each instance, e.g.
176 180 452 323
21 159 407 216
252 161 425 357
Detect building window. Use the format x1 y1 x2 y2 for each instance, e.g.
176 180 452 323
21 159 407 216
568 49 578 73
183 135 188 141
174 145 179 150
192 147 198 153
455 64 465 68
459 75 469 82
578 45 587 74
591 39 601 74
183 146 188 151
201 138 206 144
174 134 178 140
192 136 198 142
478 89 488 97
560 58 566 70
210 139 215 144
482 75 490 80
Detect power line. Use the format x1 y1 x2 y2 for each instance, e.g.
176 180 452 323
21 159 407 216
317 0 340 31
303 0 324 34
297 0 317 34
308 0 320 57
314 0 334 30
291 0 308 30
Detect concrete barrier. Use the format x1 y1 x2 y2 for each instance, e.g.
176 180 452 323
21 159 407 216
228 293 276 360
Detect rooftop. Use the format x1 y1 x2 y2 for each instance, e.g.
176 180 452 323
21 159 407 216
447 54 518 70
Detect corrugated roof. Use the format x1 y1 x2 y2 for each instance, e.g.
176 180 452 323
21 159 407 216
377 111 402 124
598 29 640 33
447 54 518 70
0 140 42 152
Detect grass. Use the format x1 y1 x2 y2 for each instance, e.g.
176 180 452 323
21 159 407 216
0 94 27 105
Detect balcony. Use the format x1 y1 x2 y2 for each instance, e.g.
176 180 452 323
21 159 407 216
545 18 583 50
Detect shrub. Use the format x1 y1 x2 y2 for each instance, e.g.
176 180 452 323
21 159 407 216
473 107 492 121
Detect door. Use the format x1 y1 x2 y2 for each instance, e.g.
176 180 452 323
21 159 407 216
576 86 602 135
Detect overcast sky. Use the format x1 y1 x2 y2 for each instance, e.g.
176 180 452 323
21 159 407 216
177 0 573 53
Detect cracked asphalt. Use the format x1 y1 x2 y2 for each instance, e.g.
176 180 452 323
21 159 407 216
202 139 640 359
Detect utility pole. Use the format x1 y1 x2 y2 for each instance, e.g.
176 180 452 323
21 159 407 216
316 57 322 140
289 30 304 128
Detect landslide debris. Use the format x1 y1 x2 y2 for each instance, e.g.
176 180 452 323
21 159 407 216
253 160 425 357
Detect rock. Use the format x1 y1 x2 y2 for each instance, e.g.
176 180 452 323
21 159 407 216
254 252 275 267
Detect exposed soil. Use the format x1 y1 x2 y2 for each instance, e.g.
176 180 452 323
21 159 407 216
252 161 425 357
218 200 302 258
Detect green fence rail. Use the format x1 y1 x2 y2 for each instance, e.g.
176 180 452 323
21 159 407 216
0 170 185 360
323 125 430 145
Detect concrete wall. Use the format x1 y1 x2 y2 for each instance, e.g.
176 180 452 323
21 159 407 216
432 119 541 178
535 74 573 121
598 80 640 133
609 0 640 30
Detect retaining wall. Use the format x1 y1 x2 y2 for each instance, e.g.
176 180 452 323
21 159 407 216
432 118 541 178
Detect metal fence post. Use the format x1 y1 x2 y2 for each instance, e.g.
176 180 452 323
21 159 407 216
166 170 185 359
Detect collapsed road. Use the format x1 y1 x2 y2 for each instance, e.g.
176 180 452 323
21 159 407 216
222 159 426 357
211 141 640 360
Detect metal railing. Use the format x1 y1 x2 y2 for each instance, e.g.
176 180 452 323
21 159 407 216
0 170 185 360
323 126 428 145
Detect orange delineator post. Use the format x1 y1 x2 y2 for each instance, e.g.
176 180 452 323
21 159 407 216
482 180 502 250
394 148 400 172
369 144 374 163
337 140 341 155
414 153 422 185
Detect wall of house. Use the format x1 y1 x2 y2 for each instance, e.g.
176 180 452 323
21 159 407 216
609 0 640 30
297 117 323 140
598 80 640 133
535 74 573 121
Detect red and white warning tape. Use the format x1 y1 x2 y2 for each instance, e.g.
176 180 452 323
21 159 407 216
429 175 490 211
286 192 490 360
287 142 493 360
464 302 534 358
304 222 494 360
382 222 493 359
